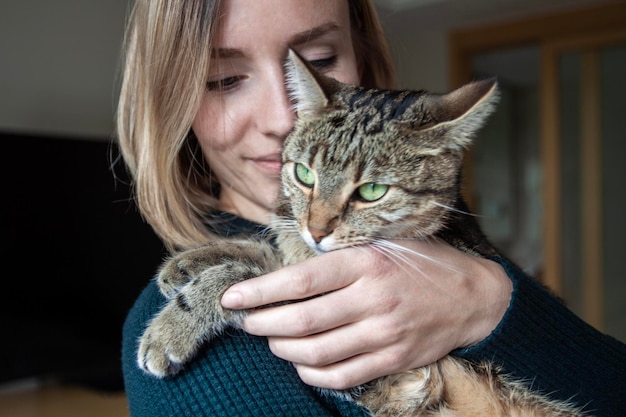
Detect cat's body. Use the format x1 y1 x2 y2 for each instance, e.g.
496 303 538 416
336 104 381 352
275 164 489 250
137 50 585 416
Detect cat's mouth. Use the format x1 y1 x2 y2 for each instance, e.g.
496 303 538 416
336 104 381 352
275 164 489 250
302 229 337 255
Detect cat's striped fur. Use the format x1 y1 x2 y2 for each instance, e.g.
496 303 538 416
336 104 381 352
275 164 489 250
137 49 586 416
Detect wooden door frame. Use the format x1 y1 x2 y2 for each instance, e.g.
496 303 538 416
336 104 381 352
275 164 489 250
542 28 626 326
448 2 626 296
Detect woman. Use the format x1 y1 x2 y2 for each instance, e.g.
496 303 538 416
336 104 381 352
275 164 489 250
117 0 626 416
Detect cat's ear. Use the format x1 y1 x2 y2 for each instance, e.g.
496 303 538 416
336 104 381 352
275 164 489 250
415 78 498 150
436 78 499 149
284 49 334 119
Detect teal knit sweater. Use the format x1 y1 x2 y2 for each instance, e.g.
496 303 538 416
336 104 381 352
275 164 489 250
122 216 626 416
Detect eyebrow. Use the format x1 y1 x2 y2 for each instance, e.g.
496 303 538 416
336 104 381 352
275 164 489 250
211 22 341 59
288 22 341 47
211 48 243 59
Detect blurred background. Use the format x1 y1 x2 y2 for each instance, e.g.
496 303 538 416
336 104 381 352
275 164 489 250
1 0 624 415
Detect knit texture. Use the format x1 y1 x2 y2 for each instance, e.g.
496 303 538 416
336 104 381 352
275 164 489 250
122 215 626 416
123 281 372 417
455 258 626 416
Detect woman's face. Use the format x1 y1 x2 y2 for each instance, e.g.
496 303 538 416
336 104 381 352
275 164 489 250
192 0 360 225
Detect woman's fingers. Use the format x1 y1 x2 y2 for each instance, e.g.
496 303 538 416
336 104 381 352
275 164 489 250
221 246 379 309
241 287 365 337
289 338 439 390
219 238 512 391
293 354 399 390
265 313 411 368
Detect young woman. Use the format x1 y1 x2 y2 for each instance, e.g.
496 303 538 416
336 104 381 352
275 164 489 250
117 1 626 416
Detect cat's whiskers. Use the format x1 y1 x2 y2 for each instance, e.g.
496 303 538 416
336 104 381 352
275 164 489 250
430 201 483 218
373 238 457 271
270 216 298 232
366 242 471 302
369 239 471 291
260 224 275 236
364 242 429 279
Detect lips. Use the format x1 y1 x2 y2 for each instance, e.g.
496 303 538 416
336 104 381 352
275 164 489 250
250 154 282 176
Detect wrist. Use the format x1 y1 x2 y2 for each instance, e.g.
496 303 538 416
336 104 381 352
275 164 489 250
462 257 512 348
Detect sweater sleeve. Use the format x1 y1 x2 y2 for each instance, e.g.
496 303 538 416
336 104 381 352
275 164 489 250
121 280 371 417
453 257 626 416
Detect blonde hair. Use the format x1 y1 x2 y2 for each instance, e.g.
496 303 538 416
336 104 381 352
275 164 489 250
116 0 396 252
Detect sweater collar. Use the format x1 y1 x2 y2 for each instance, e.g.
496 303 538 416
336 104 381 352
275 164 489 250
206 211 271 240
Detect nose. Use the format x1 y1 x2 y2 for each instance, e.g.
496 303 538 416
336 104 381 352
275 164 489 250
309 226 331 244
259 68 295 138
308 216 339 244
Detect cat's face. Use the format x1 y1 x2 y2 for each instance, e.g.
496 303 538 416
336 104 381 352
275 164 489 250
279 49 497 254
280 90 463 253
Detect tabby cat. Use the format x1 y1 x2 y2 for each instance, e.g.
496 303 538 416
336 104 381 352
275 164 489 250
137 49 585 416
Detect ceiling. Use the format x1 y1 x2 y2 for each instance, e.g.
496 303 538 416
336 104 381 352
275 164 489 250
372 0 619 32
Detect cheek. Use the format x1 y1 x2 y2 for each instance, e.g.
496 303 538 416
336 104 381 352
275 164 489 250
329 64 360 87
192 95 241 152
335 60 361 86
330 47 361 86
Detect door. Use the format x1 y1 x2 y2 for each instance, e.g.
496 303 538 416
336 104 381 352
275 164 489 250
542 30 626 338
449 2 626 342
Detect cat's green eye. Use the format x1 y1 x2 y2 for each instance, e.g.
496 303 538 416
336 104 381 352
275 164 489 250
357 183 389 202
295 163 315 187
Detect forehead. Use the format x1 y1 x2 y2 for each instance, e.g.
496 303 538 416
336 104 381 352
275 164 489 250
214 0 352 50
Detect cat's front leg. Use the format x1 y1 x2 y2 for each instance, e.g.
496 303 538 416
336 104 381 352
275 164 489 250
156 240 265 298
138 239 281 377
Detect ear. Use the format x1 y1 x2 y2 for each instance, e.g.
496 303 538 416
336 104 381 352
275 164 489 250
284 49 330 119
436 78 499 149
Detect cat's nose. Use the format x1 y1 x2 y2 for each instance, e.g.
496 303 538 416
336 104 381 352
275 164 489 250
309 226 330 243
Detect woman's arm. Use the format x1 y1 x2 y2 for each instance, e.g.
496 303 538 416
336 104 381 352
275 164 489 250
221 239 626 415
122 280 371 417
455 257 626 415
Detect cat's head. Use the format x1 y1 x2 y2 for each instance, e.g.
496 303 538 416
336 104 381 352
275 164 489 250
279 49 498 254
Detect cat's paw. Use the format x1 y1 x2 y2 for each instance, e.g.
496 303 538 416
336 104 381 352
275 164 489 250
156 243 226 298
137 303 206 377
137 273 247 377
156 257 194 299
137 330 184 377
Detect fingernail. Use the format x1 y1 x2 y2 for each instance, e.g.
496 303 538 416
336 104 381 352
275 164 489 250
221 290 243 308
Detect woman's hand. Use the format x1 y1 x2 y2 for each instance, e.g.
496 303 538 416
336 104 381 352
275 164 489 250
221 238 512 390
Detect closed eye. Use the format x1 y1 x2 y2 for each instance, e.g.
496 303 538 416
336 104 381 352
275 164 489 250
308 56 337 72
206 75 245 92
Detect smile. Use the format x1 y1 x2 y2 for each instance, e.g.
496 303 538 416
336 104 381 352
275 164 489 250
250 156 282 176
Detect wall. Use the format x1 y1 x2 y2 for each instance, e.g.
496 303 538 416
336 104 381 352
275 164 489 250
385 28 450 92
0 0 129 139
